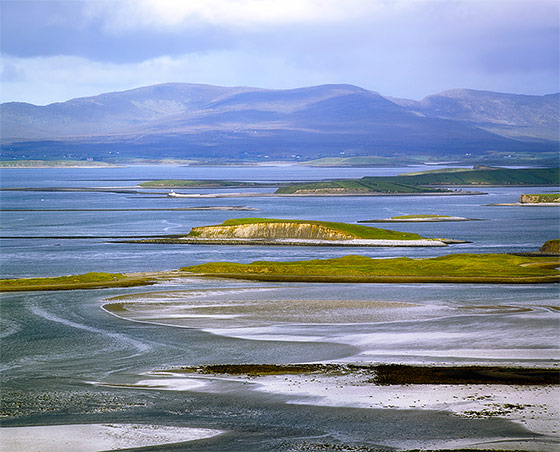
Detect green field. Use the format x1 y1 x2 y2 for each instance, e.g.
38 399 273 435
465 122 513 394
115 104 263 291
188 218 427 241
276 167 559 194
182 253 560 283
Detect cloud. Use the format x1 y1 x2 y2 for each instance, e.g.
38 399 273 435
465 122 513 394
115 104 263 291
84 0 386 31
0 0 558 104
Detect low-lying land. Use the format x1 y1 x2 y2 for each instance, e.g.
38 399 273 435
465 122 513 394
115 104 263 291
123 218 456 247
182 253 560 283
3 253 558 292
0 271 164 292
171 363 559 385
138 179 274 188
359 214 479 223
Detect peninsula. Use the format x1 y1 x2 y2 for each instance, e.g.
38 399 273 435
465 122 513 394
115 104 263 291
125 218 456 247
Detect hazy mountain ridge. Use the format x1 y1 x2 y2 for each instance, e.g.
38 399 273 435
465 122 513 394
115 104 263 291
391 89 559 141
1 83 558 162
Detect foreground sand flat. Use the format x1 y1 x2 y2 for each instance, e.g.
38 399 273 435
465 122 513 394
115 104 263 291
100 369 559 452
0 424 223 452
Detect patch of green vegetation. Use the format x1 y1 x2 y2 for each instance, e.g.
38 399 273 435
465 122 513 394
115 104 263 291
0 272 155 292
189 218 426 240
138 179 266 188
182 253 560 283
276 167 559 194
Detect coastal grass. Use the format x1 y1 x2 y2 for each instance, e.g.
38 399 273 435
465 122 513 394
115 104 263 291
189 218 427 241
0 272 158 292
182 253 560 283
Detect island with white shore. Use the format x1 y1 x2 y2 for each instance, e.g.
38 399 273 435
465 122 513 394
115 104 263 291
121 218 465 247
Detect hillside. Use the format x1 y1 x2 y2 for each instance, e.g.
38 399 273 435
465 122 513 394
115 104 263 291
391 89 560 141
2 83 557 163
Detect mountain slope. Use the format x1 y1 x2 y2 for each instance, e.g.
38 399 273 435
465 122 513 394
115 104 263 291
391 89 559 141
1 83 557 162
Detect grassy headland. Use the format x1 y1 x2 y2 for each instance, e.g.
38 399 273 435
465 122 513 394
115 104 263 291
182 253 560 283
0 272 161 292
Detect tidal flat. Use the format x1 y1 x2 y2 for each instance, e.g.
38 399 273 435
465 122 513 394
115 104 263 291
2 165 559 451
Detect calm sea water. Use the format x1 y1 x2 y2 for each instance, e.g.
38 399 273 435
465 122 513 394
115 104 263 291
1 165 558 450
1 165 558 278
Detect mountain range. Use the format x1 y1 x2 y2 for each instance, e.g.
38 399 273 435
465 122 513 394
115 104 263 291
1 83 558 163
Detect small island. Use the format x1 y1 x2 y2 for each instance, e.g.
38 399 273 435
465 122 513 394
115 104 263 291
181 253 560 283
540 239 560 255
125 218 458 247
490 193 560 206
359 214 479 223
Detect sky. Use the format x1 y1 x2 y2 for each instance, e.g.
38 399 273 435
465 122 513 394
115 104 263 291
1 0 559 105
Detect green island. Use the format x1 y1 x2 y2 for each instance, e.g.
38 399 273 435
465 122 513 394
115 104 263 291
181 253 560 283
124 218 457 246
359 214 478 223
188 218 426 240
0 271 164 292
275 167 559 194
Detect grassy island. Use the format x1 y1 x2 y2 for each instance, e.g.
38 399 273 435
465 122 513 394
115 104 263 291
0 272 160 292
182 253 560 283
187 218 427 241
